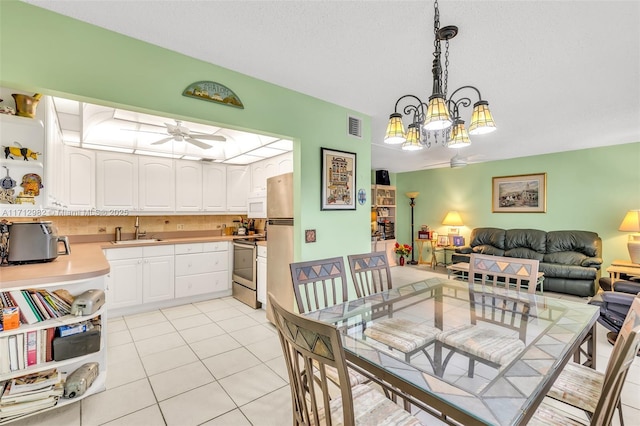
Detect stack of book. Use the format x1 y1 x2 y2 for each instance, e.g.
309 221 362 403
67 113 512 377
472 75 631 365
0 290 71 325
0 328 57 373
0 369 63 422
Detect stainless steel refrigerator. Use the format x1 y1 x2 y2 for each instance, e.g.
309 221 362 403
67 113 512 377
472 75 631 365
266 172 294 323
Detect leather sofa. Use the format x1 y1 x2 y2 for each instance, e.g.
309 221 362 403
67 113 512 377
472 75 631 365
452 227 602 297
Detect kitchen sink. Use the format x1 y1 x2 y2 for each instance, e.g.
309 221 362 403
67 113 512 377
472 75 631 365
111 239 163 245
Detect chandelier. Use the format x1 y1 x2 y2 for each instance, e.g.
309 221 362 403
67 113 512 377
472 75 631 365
384 0 496 151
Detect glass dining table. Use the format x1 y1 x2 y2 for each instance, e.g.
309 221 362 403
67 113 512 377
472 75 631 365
304 276 599 426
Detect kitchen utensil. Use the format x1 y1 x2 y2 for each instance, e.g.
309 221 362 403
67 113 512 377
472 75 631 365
1 166 16 189
12 93 42 118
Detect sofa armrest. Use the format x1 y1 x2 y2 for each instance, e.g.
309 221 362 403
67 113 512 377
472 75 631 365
455 246 473 254
614 280 640 294
581 257 603 269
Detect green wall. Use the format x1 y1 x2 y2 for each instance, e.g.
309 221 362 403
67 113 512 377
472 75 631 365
0 1 372 262
394 142 640 268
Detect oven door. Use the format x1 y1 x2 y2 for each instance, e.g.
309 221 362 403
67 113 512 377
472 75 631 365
232 241 257 290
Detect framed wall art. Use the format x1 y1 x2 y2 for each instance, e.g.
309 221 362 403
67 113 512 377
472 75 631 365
321 148 356 210
492 173 547 213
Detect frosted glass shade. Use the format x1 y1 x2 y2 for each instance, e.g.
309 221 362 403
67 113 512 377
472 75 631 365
402 124 423 151
468 101 497 135
423 95 452 131
446 120 471 148
384 113 406 144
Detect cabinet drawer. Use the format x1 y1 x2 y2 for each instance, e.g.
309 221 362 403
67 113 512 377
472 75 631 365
257 245 267 258
202 241 228 252
143 245 174 257
175 252 228 276
175 271 229 298
104 247 143 260
174 243 203 255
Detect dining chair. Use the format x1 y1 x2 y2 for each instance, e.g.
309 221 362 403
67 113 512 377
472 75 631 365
268 293 421 426
437 286 531 377
346 251 441 364
530 293 640 426
469 253 540 294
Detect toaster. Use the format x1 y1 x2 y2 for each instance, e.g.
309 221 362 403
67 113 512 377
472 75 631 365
71 290 105 316
8 221 70 264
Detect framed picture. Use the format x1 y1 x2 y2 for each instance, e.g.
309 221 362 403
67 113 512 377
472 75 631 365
452 235 465 247
492 173 547 213
321 148 356 210
437 235 450 246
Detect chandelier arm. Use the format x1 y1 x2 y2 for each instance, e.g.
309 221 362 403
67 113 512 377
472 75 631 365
447 97 472 119
448 85 484 103
394 94 428 124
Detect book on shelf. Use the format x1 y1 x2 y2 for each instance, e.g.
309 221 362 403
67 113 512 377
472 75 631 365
0 327 57 372
6 292 39 325
1 289 72 326
25 331 37 367
6 369 60 396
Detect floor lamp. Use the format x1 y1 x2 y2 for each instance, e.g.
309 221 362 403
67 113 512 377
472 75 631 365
406 192 419 265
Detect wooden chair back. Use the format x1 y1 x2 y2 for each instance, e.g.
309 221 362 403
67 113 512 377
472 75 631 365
469 253 540 294
268 293 355 426
347 251 392 298
591 294 640 425
290 256 349 314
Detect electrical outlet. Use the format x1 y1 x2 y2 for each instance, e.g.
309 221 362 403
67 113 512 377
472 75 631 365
177 224 185 230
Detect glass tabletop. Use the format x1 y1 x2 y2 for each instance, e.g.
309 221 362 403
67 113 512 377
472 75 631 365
305 277 598 425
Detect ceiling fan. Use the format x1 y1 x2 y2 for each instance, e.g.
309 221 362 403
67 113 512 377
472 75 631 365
149 120 226 150
424 151 485 169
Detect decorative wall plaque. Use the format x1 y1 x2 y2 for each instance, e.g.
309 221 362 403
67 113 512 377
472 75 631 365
182 81 244 109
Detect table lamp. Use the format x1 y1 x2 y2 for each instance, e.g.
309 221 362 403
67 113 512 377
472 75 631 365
405 192 419 265
619 209 640 264
442 211 464 235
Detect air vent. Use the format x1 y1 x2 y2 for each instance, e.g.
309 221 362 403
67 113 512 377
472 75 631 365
347 115 362 138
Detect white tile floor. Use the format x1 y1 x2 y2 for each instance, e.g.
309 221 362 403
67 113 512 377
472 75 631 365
11 265 640 425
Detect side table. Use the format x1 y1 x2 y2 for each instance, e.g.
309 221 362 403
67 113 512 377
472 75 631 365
432 245 456 269
606 260 640 289
414 239 432 265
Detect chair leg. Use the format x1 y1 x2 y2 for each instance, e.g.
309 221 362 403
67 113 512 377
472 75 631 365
468 359 475 378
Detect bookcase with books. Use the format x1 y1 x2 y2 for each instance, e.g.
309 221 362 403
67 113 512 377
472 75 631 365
0 274 107 424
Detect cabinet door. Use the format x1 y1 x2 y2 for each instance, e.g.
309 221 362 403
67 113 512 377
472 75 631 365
44 97 64 209
202 164 226 211
257 254 267 305
251 161 267 192
226 165 250 211
106 258 143 309
277 153 293 174
65 146 95 210
96 152 138 210
175 160 202 211
142 255 175 303
138 157 175 211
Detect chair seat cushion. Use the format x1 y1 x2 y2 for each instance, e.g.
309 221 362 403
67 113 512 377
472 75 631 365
529 400 587 426
547 361 603 413
363 318 440 353
320 362 369 387
438 324 525 365
318 384 421 425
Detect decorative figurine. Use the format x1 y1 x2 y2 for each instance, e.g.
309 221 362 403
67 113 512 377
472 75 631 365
4 143 40 161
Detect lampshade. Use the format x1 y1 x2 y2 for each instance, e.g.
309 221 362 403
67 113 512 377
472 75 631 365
405 192 419 199
402 124 424 151
423 95 452 131
446 119 471 148
384 113 406 144
619 209 640 264
442 210 464 226
468 100 497 135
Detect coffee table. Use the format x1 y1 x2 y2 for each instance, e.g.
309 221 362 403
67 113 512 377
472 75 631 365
447 262 545 293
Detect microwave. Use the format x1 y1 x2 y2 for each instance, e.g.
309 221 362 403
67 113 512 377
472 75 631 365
247 190 267 218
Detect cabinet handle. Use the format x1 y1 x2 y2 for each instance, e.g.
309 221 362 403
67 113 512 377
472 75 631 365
138 260 142 264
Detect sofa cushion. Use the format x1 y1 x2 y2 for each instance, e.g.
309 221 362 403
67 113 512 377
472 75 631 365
504 247 545 261
544 251 588 266
473 244 505 256
470 228 506 250
546 230 600 257
539 263 598 280
505 229 547 253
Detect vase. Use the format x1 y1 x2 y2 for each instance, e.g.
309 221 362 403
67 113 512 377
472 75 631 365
399 256 405 266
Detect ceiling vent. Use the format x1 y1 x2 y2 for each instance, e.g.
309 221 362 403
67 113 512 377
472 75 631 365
347 115 362 138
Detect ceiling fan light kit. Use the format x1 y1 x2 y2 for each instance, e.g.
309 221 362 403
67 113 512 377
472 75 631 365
385 0 497 166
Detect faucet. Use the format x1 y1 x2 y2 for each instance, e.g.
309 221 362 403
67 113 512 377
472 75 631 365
134 216 146 240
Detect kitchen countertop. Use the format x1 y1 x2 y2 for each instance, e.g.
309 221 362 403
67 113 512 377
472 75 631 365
0 235 263 290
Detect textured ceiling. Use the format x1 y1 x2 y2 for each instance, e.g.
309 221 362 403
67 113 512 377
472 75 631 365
24 0 640 172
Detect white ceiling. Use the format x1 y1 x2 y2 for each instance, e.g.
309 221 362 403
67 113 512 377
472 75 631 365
25 0 640 172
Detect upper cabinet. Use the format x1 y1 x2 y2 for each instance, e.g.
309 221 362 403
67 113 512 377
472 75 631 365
250 151 293 192
65 145 95 210
96 152 139 211
203 163 226 212
226 165 250 212
138 156 175 211
175 160 203 212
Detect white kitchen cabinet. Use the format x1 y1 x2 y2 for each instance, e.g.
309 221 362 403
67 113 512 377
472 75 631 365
250 152 293 192
202 163 227 211
96 152 138 211
138 156 175 211
44 96 66 210
175 160 203 211
226 165 250 211
174 242 230 298
65 145 95 210
105 256 143 310
256 244 267 306
142 246 175 303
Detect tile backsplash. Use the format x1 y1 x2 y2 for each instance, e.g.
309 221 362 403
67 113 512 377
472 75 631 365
3 215 263 237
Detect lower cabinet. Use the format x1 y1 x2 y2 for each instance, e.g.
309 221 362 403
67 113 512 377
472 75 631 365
256 244 267 306
175 242 230 298
105 245 175 310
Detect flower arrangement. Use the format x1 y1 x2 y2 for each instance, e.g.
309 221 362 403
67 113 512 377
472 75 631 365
394 242 412 257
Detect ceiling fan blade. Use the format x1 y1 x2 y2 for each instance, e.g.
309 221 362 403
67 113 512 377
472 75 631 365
185 137 212 150
121 128 167 135
151 137 174 145
188 133 226 142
